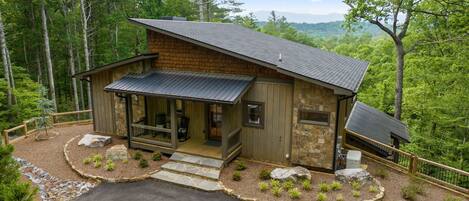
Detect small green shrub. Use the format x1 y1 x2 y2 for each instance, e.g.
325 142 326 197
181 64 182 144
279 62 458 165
271 186 283 197
331 181 342 191
259 169 271 180
375 168 389 179
93 160 102 168
270 179 281 188
258 182 269 192
83 157 92 165
152 152 161 161
105 160 115 171
139 159 149 168
133 151 143 160
369 185 379 193
401 185 417 201
351 180 361 190
302 180 312 191
122 159 128 164
232 171 241 181
318 182 330 192
235 160 247 171
352 190 361 198
443 195 462 201
336 193 344 201
288 188 301 199
282 180 295 190
92 154 103 162
316 192 327 201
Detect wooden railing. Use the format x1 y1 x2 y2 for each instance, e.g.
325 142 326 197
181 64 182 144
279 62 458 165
130 123 173 147
1 110 93 146
223 127 242 159
344 129 469 195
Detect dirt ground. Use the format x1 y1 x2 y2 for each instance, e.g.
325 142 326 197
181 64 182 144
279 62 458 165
66 134 168 179
363 157 467 201
221 159 378 201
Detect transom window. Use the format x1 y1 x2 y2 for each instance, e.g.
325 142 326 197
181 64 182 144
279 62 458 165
243 101 264 128
298 109 330 126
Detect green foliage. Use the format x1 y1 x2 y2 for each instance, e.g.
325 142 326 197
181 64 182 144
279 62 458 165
287 188 301 199
232 171 241 181
0 145 20 185
122 159 128 164
235 160 246 171
401 185 417 201
1 182 38 201
350 181 361 190
105 160 115 171
331 181 342 191
270 179 281 188
132 151 142 160
443 195 463 201
82 157 92 165
94 161 102 168
375 168 389 179
258 182 269 192
336 193 344 201
316 192 327 201
271 186 282 197
36 86 54 131
318 182 330 192
369 185 379 193
301 179 312 191
139 159 149 168
352 190 361 198
282 180 295 191
152 152 161 161
92 154 103 163
258 169 271 180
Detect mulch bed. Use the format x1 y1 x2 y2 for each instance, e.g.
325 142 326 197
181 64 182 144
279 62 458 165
66 134 168 180
221 159 378 201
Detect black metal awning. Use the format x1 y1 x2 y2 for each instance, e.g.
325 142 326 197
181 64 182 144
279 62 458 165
104 70 255 104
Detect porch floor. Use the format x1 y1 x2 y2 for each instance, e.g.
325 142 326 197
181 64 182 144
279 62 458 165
176 139 222 159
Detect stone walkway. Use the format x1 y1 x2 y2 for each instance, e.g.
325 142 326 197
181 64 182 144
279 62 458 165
151 152 224 191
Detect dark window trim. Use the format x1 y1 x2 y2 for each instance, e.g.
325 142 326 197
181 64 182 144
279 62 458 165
243 101 264 129
298 108 330 126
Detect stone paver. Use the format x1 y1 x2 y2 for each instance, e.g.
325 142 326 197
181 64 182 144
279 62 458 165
162 161 220 180
151 170 223 191
170 152 223 169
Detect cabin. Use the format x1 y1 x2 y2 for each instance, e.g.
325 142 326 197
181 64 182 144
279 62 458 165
74 18 370 172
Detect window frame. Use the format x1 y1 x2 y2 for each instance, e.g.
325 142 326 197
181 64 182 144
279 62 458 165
242 101 265 129
298 108 330 126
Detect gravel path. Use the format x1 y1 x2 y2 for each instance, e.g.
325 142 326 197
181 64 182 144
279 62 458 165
13 125 93 181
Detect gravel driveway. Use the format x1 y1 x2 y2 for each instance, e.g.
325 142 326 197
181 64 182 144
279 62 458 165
74 179 239 201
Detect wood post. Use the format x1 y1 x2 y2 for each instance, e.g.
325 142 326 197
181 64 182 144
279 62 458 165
409 154 418 174
125 94 133 148
3 130 8 145
170 99 177 149
23 121 28 137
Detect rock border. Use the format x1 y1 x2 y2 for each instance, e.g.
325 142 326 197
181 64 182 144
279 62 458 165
63 135 159 183
364 178 385 201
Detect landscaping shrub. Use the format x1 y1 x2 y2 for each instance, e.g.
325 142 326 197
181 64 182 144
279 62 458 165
105 160 115 171
82 157 92 165
375 168 389 179
133 151 143 160
235 160 247 171
352 190 361 198
443 195 462 201
331 181 342 191
270 179 281 188
92 154 103 162
302 179 312 191
369 185 379 193
318 182 330 192
122 159 128 164
258 182 269 192
288 188 301 199
152 152 162 161
401 185 417 201
350 180 361 190
232 171 241 181
94 160 102 168
271 186 282 197
316 192 327 201
259 169 271 180
282 180 295 190
139 159 149 168
336 193 344 201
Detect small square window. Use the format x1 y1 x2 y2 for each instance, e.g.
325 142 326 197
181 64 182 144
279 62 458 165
298 109 330 126
243 101 264 128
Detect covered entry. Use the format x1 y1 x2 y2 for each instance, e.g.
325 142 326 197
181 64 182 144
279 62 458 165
104 70 254 161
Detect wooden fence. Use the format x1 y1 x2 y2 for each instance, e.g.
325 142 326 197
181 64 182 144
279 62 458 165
344 129 469 196
2 110 92 146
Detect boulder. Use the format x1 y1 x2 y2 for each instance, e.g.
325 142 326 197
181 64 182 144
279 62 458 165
270 166 311 182
78 134 111 148
335 168 371 183
105 145 128 161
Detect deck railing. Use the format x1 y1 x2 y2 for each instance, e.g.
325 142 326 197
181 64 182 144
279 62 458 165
344 129 469 195
130 123 173 147
222 127 242 159
1 110 93 146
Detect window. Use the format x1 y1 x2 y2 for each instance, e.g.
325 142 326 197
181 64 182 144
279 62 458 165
298 109 330 126
243 101 264 128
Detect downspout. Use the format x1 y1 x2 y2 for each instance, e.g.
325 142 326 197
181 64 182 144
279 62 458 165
332 94 356 171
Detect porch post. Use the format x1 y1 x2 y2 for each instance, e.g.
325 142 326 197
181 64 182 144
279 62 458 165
170 99 177 149
221 104 229 159
125 94 133 148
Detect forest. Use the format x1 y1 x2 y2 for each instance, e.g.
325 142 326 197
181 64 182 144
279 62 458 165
0 0 467 174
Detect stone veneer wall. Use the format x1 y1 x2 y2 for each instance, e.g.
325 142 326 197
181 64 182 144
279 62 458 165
291 79 337 170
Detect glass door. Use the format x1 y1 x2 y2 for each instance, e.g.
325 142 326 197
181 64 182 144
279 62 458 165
208 104 222 141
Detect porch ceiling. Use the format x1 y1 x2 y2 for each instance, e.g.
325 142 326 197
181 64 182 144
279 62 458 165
104 70 255 104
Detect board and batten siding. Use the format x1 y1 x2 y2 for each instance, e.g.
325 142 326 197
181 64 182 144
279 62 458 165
91 71 115 134
240 80 293 164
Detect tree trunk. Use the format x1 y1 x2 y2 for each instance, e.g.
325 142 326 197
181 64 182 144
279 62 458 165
394 41 405 120
41 0 58 111
63 2 80 113
0 11 12 108
199 0 204 21
80 0 92 109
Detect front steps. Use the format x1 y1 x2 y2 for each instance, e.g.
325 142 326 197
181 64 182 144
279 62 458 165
151 152 224 191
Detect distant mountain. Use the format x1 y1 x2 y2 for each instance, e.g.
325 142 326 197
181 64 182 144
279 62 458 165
253 11 344 23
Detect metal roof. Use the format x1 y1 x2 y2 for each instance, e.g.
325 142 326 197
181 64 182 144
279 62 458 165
73 53 158 78
129 18 369 93
345 101 410 144
104 70 255 104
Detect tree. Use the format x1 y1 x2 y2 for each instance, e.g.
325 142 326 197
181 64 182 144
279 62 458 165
0 9 13 109
233 13 258 29
80 0 92 109
35 86 54 140
40 0 57 111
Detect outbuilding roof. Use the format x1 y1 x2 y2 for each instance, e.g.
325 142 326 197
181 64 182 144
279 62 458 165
104 70 255 104
345 101 410 144
129 18 369 93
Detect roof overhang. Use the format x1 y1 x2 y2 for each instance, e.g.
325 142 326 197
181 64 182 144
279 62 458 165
73 53 159 79
104 70 255 104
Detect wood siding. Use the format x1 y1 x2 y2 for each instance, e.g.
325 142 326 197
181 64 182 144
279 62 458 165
185 101 206 141
240 81 293 164
91 71 114 134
